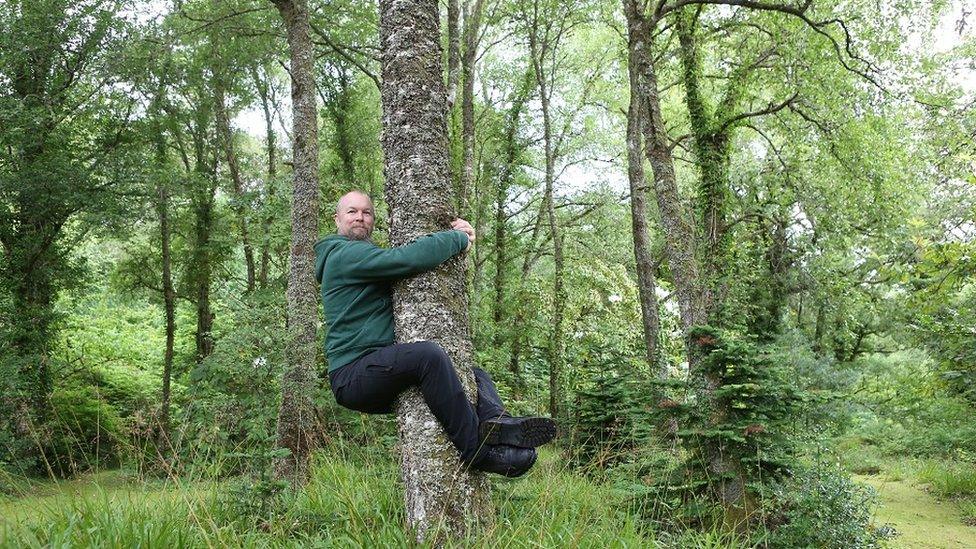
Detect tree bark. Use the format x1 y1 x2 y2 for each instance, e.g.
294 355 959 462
191 168 217 364
253 66 278 290
458 0 485 219
675 11 733 322
624 0 745 507
215 78 257 293
150 76 176 445
379 0 492 540
491 70 532 353
158 182 175 443
528 15 565 419
624 1 704 336
271 0 320 487
624 28 662 375
447 0 461 108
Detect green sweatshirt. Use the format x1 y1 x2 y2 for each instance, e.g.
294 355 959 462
313 230 469 372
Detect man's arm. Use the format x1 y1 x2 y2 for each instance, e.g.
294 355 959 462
334 229 470 283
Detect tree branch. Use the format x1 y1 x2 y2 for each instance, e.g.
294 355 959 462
309 22 381 90
717 90 798 133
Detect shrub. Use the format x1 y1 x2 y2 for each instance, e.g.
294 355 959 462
653 327 802 514
759 464 893 548
45 385 125 477
569 359 656 469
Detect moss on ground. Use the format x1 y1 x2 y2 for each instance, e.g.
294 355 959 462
858 475 976 548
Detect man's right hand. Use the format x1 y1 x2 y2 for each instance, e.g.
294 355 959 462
451 218 475 253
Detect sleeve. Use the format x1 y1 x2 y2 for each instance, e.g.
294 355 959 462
335 230 469 283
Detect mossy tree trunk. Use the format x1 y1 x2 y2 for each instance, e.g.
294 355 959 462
271 0 320 487
379 0 492 541
624 19 663 375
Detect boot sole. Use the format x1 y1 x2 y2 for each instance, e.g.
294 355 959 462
480 417 557 448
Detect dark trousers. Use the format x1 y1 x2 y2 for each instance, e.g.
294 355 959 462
328 341 507 464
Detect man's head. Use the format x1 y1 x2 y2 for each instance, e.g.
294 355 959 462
334 191 375 240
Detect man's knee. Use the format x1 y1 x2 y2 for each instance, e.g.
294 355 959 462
473 367 492 384
408 341 453 376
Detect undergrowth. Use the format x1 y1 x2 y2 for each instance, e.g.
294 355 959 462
0 447 662 548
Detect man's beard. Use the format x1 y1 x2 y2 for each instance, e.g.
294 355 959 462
346 227 372 241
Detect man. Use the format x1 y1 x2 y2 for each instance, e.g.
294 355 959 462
314 191 556 477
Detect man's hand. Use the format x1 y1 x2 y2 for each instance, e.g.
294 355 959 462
452 218 475 253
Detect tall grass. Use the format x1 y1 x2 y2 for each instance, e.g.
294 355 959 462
1 446 667 548
914 459 976 498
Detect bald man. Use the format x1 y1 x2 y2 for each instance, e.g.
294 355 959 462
313 191 556 477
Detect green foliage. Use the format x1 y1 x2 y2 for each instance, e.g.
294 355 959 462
850 351 976 459
171 291 285 475
569 364 656 469
759 463 893 549
655 327 802 510
44 385 124 478
911 280 976 406
913 458 976 499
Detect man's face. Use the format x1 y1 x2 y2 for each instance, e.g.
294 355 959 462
335 192 375 240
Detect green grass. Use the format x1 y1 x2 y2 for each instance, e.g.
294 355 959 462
0 448 662 548
914 459 976 498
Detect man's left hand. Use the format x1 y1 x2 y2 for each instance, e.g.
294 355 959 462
452 218 475 253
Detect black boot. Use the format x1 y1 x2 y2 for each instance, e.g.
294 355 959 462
479 416 557 448
472 444 537 477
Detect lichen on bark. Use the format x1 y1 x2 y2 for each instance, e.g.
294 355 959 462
379 0 492 541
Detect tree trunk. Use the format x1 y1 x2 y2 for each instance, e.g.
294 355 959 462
446 0 461 109
379 0 492 540
529 24 565 419
191 180 216 363
271 0 321 487
157 183 176 443
326 67 357 187
253 66 278 289
215 79 257 293
675 11 733 323
458 0 484 219
150 79 176 445
625 2 704 336
624 0 745 507
624 35 662 375
494 71 533 385
507 200 546 386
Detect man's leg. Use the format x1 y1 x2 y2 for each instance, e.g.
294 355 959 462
473 367 557 447
329 341 482 463
473 367 507 422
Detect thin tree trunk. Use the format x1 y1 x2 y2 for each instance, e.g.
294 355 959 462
529 23 565 419
215 79 257 293
458 0 484 218
446 0 461 108
493 71 532 384
507 199 546 384
271 0 320 487
192 182 216 363
325 67 357 187
150 79 176 444
253 66 277 289
624 36 662 375
379 0 491 540
157 184 176 442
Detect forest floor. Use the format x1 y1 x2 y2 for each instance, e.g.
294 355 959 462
4 457 975 547
858 473 976 548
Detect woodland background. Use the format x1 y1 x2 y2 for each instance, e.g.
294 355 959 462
1 0 975 546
